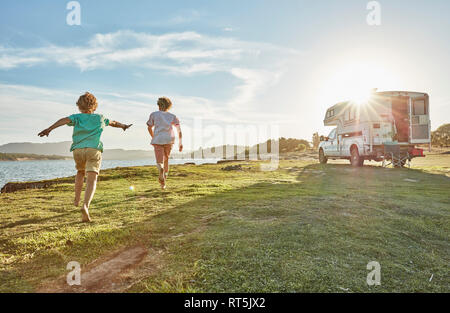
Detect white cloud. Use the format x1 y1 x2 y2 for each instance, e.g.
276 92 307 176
0 81 297 150
0 30 296 74
0 30 300 115
0 31 304 147
228 68 282 112
0 83 232 148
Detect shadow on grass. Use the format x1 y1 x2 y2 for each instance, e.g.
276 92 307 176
0 212 75 230
1 162 449 292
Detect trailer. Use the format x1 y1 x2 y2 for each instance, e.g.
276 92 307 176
318 91 431 167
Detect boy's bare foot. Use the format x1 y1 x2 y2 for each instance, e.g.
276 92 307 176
74 199 80 207
81 206 92 222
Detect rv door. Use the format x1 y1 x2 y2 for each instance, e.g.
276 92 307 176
410 95 431 144
391 96 410 143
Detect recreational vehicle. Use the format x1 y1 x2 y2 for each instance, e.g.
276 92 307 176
318 91 431 167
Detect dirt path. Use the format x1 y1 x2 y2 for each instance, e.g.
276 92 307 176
38 245 163 293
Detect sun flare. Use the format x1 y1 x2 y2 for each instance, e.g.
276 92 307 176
318 61 399 107
350 88 373 104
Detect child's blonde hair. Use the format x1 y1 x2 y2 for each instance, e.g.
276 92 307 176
77 92 98 113
157 97 172 111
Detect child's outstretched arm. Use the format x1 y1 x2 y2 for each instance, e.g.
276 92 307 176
175 124 183 152
109 121 132 131
38 117 71 137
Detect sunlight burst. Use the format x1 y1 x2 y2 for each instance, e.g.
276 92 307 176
318 62 399 106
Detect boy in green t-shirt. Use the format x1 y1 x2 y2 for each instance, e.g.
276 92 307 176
38 92 132 222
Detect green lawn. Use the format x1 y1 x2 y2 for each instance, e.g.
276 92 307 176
0 155 449 292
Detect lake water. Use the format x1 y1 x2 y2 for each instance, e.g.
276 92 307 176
0 158 218 189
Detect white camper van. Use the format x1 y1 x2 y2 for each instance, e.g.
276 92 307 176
318 91 431 167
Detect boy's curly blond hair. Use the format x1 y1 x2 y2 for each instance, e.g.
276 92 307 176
157 97 172 111
77 92 98 113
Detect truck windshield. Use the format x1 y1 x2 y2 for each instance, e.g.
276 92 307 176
328 129 336 139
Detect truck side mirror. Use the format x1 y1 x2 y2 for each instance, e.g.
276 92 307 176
320 135 324 141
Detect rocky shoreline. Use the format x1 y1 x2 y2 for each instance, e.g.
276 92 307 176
1 177 74 193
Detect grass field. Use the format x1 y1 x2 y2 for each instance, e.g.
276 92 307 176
0 153 449 292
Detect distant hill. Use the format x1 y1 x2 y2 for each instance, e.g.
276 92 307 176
0 153 70 161
0 142 153 160
171 138 312 160
0 142 72 156
0 137 313 161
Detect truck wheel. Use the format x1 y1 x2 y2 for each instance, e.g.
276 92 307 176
319 149 328 164
350 147 363 167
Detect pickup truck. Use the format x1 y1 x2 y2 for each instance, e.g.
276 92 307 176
318 91 430 167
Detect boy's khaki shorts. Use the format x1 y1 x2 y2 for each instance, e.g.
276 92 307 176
73 148 102 174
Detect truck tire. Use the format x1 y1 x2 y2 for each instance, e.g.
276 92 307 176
350 146 364 167
319 148 328 164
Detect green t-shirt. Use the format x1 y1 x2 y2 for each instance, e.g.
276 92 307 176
68 113 110 152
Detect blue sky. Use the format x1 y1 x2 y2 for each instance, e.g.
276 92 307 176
1 0 449 150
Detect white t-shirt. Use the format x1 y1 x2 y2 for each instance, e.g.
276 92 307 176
146 111 180 145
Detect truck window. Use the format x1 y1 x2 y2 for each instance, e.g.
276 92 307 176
328 129 336 139
413 100 426 115
349 107 356 120
345 106 357 121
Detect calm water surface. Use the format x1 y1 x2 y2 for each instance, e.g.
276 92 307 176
0 159 218 189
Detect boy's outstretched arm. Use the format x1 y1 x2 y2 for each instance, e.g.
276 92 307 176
38 117 71 137
175 124 183 152
109 121 132 131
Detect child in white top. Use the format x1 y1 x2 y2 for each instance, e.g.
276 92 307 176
147 97 183 189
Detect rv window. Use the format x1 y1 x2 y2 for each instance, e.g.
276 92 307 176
413 100 426 115
349 107 356 120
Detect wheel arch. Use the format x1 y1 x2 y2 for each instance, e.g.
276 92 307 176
350 143 359 152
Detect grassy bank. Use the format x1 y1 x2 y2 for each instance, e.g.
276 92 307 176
0 155 449 292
